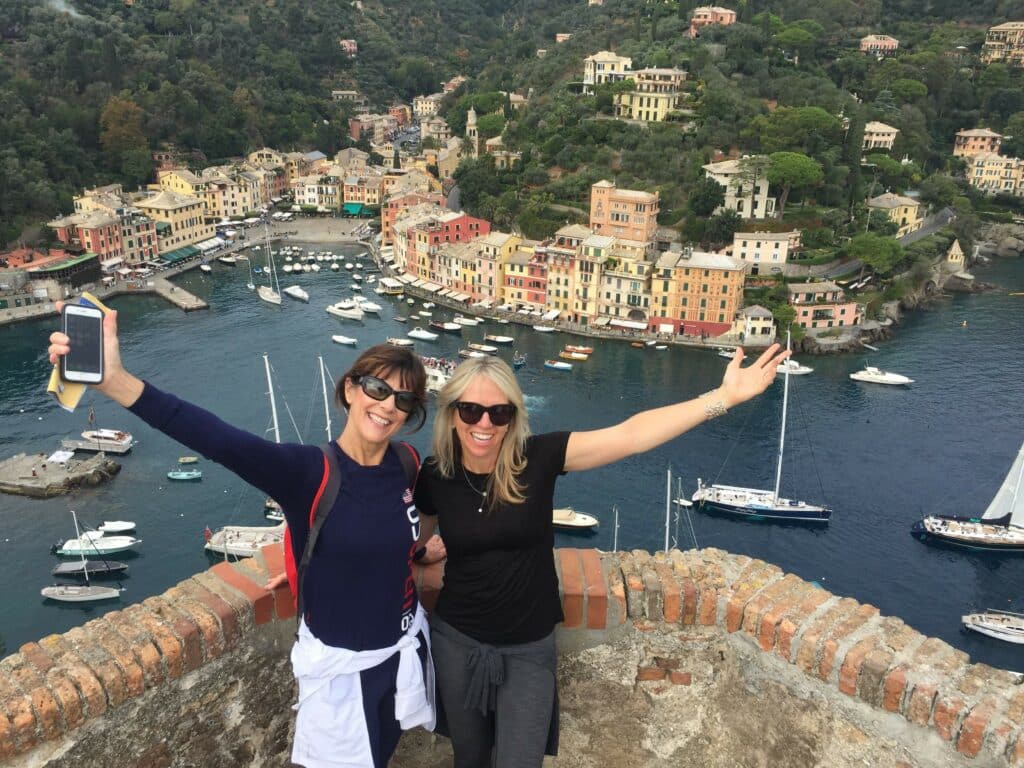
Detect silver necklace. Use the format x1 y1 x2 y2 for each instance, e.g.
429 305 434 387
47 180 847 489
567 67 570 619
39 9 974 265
461 465 488 514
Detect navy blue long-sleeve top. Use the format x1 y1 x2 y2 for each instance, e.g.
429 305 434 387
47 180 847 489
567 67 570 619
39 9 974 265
129 382 421 651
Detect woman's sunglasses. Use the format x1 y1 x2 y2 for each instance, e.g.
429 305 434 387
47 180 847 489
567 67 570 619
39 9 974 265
353 375 418 414
453 401 516 427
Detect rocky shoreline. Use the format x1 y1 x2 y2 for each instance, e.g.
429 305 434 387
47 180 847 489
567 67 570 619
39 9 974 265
0 452 121 498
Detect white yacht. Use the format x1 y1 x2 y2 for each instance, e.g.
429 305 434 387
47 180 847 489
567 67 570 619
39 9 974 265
408 327 439 341
453 315 481 327
200 263 212 273
326 301 365 321
283 285 310 302
387 337 415 347
205 522 285 558
849 365 913 385
552 507 599 529
67 429 135 454
961 609 1024 644
777 358 814 376
354 297 382 314
331 334 358 346
53 530 141 556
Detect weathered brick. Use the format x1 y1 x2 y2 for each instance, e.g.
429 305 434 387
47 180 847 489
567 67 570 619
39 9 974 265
654 563 681 624
669 671 692 685
933 693 967 742
652 656 680 670
680 578 698 625
636 666 666 682
605 561 627 626
5 694 38 752
857 648 894 707
185 579 242 650
882 666 908 713
28 685 62 741
724 562 782 633
698 587 717 626
795 598 858 676
740 573 801 640
18 643 54 675
558 549 584 629
838 637 877 696
66 627 128 709
130 605 185 680
210 560 274 625
86 622 146 699
957 698 997 758
775 590 832 663
641 566 663 621
168 589 225 661
193 571 258 629
580 549 608 629
906 682 937 726
45 672 84 730
819 603 879 682
0 708 14 759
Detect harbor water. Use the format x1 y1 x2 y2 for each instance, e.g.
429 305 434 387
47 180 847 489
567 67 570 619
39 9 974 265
0 248 1022 672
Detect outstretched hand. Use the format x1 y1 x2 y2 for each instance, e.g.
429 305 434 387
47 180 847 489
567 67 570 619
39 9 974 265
718 343 790 409
48 300 127 397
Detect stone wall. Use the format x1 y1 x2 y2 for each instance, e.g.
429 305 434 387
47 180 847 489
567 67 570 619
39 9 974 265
2 547 1022 767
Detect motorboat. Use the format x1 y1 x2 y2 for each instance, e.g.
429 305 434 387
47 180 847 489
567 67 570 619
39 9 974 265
76 429 135 453
41 583 122 602
430 320 462 334
961 609 1024 644
217 255 237 266
421 357 454 393
545 359 572 371
283 285 310 302
849 365 913 385
655 345 668 350
423 301 436 309
552 507 599 530
484 334 514 345
512 352 527 369
408 327 440 341
407 297 416 304
53 530 141 556
200 263 212 273
564 345 594 355
458 348 488 359
331 334 358 346
559 350 589 361
282 263 294 273
453 315 481 327
178 456 199 464
168 469 202 481
345 262 355 270
310 263 321 272
777 358 813 376
46 511 129 602
205 522 286 558
534 325 556 333
97 520 136 534
330 262 340 271
418 310 433 318
354 297 382 314
326 301 365 321
387 337 415 347
716 347 737 359
467 342 498 354
393 316 408 323
352 273 363 282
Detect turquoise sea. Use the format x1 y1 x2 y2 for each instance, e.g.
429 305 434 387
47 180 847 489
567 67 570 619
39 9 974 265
1 246 1022 672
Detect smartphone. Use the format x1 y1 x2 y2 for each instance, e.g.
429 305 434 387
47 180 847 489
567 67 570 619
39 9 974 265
60 304 104 384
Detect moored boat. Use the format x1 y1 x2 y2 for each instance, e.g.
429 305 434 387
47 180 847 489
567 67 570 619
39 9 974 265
331 334 358 346
559 350 589 361
563 345 594 355
961 609 1024 644
216 255 237 266
849 365 913 385
200 263 212 273
484 334 515 345
544 359 572 371
777 359 813 375
430 320 462 334
167 469 202 481
552 507 599 529
387 337 415 347
408 327 439 341
534 325 556 333
283 285 310 302
452 315 481 327
53 531 141 556
178 455 199 464
467 342 498 354
512 352 527 369
458 348 488 359
79 429 134 453
97 520 136 534
204 522 286 558
326 301 365 321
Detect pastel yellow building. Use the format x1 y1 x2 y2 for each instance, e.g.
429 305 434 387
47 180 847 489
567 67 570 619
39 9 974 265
582 51 633 91
966 152 1024 196
862 121 899 151
981 21 1024 66
866 192 922 237
135 191 214 254
614 69 688 123
650 248 745 336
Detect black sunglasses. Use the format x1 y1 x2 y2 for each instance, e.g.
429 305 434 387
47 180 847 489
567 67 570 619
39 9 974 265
353 375 418 414
453 401 516 427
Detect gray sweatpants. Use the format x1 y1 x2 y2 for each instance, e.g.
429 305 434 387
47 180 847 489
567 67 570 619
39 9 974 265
430 616 557 768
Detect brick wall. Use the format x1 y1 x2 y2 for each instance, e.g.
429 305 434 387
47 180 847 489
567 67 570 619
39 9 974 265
2 547 1021 766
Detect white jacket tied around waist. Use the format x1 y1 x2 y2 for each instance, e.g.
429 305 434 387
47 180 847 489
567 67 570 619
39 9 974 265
291 604 435 768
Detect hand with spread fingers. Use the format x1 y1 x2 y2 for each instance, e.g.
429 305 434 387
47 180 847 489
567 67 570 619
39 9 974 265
718 343 791 409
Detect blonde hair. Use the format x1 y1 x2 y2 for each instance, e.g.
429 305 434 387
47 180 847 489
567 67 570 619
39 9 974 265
432 357 531 509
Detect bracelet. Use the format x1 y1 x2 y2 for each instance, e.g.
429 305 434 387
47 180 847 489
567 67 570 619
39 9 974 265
701 389 728 420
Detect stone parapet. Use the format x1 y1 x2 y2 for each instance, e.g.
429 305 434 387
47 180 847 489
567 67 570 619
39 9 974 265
1 547 1021 766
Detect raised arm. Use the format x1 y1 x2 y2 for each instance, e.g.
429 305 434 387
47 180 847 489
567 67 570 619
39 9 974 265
563 344 788 472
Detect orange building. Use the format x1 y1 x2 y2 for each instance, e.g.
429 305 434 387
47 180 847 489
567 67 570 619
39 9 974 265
650 248 745 336
589 180 659 245
953 128 1003 158
382 191 445 246
689 6 736 37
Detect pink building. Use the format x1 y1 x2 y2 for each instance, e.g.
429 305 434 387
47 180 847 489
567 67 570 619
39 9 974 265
860 35 899 56
953 128 1003 158
787 281 863 330
689 6 736 38
382 191 445 246
589 180 660 245
338 39 358 58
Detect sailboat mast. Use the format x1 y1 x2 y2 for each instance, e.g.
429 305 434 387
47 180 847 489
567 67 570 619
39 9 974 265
72 510 89 586
264 355 281 443
319 356 333 441
772 333 792 503
265 223 281 293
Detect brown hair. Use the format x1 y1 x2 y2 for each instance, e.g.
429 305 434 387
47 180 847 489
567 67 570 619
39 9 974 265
335 344 428 431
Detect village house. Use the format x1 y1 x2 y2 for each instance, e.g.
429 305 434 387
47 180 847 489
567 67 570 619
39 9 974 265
787 281 862 330
135 190 215 259
981 21 1024 66
597 246 653 327
589 180 660 245
702 157 776 220
413 93 444 120
650 247 745 336
555 33 573 43
582 51 634 92
388 104 412 126
381 190 446 246
535 225 590 318
860 34 899 56
338 39 358 58
395 207 491 282
247 148 285 167
732 305 775 341
689 6 737 37
966 152 1024 196
502 242 548 311
571 235 611 323
953 128 1003 158
867 192 923 237
421 116 452 145
442 76 468 93
731 230 801 275
862 121 899 151
473 231 521 304
614 68 688 123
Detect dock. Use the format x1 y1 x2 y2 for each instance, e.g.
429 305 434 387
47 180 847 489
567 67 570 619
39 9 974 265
0 451 121 498
151 277 207 311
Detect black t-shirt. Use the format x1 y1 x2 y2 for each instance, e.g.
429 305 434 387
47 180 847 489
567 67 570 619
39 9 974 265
415 431 569 645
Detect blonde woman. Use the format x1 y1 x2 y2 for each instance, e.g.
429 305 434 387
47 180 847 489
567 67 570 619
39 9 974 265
413 344 788 768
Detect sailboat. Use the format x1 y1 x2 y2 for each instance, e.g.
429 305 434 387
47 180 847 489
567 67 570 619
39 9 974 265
912 440 1024 551
257 224 282 306
692 334 831 523
245 248 256 291
42 512 123 602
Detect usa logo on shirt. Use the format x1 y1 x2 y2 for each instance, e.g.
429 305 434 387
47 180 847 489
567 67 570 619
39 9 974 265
403 488 413 504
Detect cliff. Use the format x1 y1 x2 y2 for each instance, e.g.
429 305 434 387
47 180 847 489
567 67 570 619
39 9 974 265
1 546 1021 767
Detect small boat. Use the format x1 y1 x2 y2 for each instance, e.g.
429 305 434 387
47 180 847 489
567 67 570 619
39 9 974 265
407 297 416 305
716 347 737 359
200 263 212 273
484 334 515 345
453 315 481 327
345 262 355 270
78 429 134 453
552 507 599 529
630 342 645 348
564 345 594 355
849 365 913 386
282 263 294 273
430 320 462 334
97 520 136 534
512 352 527 369
326 301 365 321
167 469 202 481
418 310 433 318
534 325 556 333
352 273 363 282
178 456 199 464
645 340 657 347
387 337 415 347
545 359 573 371
353 297 382 314
408 327 440 341
393 316 408 323
217 255 237 266
777 359 813 376
51 560 128 577
257 285 282 306
559 350 589 361
46 511 128 601
41 583 122 602
205 522 286 558
331 334 358 346
655 345 668 351
330 262 340 271
310 263 321 272
423 301 436 309
351 283 362 291
53 530 141 556
459 348 488 359
283 285 310 302
467 342 498 354
961 609 1024 644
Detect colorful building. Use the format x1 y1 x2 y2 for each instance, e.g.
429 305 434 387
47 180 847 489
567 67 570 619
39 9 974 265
649 248 745 336
689 6 737 37
981 21 1024 66
614 68 688 123
862 121 899 151
703 157 776 220
382 191 446 246
589 180 660 245
582 51 633 91
953 128 1003 158
860 35 899 56
135 191 214 257
866 192 923 237
966 152 1024 196
787 281 862 330
731 230 800 274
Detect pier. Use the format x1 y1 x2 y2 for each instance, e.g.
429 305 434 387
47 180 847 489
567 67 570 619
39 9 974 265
0 451 120 498
150 276 207 311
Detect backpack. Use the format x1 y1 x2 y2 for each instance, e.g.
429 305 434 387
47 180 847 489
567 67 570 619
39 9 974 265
283 441 421 623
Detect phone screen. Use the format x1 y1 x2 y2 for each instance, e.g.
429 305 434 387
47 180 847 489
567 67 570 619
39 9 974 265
64 311 103 376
